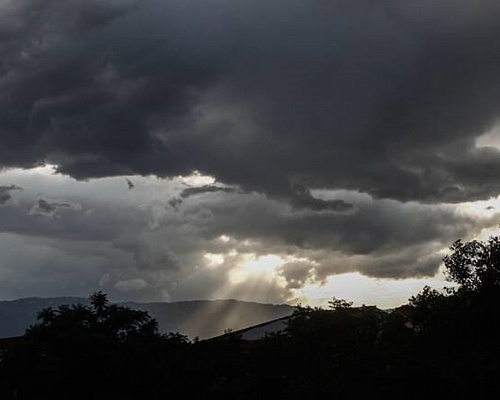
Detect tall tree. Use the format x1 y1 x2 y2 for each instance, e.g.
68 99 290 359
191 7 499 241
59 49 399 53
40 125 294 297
443 236 500 292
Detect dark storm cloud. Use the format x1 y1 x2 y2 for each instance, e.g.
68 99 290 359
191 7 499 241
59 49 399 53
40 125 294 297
2 0 500 206
0 184 22 205
277 261 315 289
197 192 494 261
148 189 498 281
288 184 356 213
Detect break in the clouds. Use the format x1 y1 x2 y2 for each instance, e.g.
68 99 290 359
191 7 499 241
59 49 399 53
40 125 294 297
2 0 500 306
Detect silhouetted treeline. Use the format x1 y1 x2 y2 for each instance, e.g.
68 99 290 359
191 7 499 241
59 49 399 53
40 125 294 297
2 235 500 399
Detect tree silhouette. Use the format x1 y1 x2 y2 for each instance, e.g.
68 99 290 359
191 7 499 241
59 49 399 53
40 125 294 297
328 297 353 310
25 290 159 342
0 292 185 400
406 234 500 398
444 236 500 292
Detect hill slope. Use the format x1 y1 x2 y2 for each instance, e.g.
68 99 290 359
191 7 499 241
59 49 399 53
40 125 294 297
0 297 294 340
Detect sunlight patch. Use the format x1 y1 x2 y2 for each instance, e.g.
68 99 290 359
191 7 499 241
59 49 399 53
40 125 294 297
476 123 500 149
26 164 59 176
180 171 216 186
229 254 285 285
459 196 500 217
204 253 225 268
1 164 60 179
218 235 231 243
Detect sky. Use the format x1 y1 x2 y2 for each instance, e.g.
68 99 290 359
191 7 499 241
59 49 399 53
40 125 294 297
2 0 500 309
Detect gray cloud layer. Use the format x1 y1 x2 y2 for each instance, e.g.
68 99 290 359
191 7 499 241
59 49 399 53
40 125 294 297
2 1 500 305
2 0 500 207
0 169 498 304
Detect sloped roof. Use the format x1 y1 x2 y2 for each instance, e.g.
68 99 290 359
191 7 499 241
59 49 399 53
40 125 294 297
0 336 24 350
205 315 293 342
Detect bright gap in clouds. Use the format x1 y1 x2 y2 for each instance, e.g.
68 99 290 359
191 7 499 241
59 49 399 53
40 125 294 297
224 252 454 309
476 123 500 149
229 254 286 285
292 270 453 310
180 170 216 186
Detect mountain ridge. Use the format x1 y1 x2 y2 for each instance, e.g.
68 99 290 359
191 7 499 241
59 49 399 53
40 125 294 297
0 297 295 340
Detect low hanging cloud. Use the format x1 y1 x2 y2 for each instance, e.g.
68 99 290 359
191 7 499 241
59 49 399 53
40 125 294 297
0 185 22 205
179 185 237 200
113 234 180 271
28 197 82 217
288 184 357 214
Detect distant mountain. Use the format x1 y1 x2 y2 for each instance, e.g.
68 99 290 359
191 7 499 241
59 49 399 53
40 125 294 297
0 297 295 340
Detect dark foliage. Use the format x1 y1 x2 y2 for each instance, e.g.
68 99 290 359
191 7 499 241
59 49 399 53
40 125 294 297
0 291 189 400
2 235 500 399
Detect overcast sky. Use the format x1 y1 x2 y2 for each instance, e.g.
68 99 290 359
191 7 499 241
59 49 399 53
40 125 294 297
2 0 500 308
